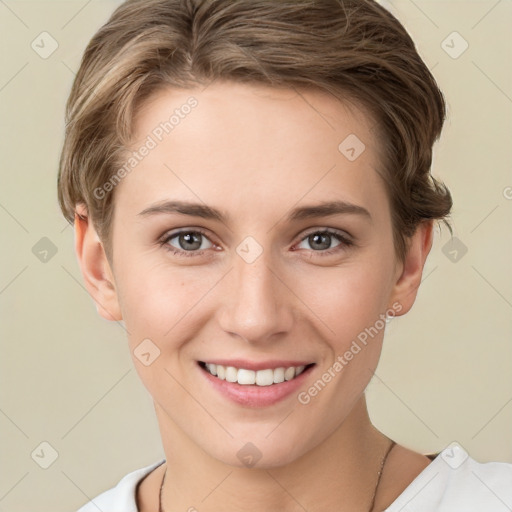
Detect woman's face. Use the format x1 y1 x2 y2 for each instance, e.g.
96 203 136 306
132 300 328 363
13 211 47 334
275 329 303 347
102 81 411 467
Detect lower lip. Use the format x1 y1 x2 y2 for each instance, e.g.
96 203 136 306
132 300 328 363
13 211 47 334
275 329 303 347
198 363 315 408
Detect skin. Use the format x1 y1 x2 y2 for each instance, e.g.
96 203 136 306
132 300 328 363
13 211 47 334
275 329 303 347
74 81 434 511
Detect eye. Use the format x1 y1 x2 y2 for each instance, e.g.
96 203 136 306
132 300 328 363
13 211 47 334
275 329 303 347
160 229 214 257
158 227 353 259
295 229 353 256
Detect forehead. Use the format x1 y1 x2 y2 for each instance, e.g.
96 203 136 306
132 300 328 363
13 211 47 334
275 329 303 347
115 81 388 221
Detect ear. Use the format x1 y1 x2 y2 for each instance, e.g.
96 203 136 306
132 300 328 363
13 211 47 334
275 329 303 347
388 220 434 316
74 203 122 322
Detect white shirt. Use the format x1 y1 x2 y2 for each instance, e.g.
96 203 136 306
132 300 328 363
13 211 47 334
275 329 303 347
76 444 512 511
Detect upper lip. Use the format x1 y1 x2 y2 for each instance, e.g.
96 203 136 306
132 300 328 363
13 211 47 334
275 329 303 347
199 359 314 371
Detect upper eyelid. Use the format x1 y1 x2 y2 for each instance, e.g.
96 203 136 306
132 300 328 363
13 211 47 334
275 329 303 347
161 228 215 248
300 226 351 239
161 227 211 241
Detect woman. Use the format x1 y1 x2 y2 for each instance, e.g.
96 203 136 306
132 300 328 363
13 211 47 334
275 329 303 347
57 0 512 510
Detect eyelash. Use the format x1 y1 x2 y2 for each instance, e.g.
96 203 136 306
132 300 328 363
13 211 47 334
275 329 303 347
159 228 354 258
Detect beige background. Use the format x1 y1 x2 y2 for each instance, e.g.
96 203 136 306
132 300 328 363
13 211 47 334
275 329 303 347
0 1 511 511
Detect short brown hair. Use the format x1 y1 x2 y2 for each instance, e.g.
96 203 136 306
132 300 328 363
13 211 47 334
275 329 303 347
57 0 452 263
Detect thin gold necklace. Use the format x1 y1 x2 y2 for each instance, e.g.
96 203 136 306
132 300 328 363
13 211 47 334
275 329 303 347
159 439 396 512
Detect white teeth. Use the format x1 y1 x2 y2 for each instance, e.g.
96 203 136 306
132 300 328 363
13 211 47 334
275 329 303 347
255 369 274 386
284 367 296 381
206 363 217 376
225 366 238 383
237 369 256 385
295 365 305 376
202 363 310 386
273 367 285 384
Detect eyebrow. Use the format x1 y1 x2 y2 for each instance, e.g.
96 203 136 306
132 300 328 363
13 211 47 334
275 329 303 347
137 199 372 223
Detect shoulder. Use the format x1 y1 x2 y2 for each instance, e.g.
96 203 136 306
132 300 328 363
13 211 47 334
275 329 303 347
75 459 166 512
385 443 512 512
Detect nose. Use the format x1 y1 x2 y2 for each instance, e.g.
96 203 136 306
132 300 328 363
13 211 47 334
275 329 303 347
217 248 294 344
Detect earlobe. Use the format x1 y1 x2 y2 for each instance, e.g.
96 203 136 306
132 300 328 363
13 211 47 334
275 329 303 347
74 203 122 322
389 220 434 316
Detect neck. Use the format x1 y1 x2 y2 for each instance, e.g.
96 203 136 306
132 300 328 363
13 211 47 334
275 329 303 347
154 396 391 512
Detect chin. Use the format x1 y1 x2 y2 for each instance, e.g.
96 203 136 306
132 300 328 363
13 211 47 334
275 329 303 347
206 435 309 470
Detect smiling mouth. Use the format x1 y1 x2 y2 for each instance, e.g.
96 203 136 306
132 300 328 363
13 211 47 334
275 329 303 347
198 361 315 386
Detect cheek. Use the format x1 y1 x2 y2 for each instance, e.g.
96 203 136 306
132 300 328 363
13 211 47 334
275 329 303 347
115 266 206 395
294 257 394 341
114 258 217 344
293 261 393 414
